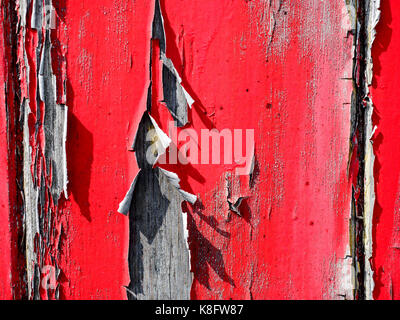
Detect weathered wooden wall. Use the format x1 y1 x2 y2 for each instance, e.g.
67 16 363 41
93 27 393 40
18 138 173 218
0 0 397 300
370 0 400 300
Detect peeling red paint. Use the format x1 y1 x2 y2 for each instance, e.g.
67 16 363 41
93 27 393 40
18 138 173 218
0 0 26 300
151 0 354 299
0 0 14 299
0 0 398 300
370 0 400 301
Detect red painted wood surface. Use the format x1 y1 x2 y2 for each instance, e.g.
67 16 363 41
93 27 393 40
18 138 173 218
371 0 400 300
156 1 351 299
1 0 398 300
0 0 25 300
0 0 13 300
59 0 354 300
57 0 145 299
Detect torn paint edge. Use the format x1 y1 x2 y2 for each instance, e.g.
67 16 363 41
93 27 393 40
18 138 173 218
364 99 375 300
17 0 69 299
38 28 69 201
228 197 249 217
346 0 381 300
161 53 195 110
131 111 171 168
158 168 197 204
365 0 381 87
181 86 194 109
345 0 358 32
22 98 40 298
158 168 196 279
119 0 197 299
118 170 141 215
180 210 191 275
178 189 197 205
363 0 380 301
152 3 194 125
149 113 172 155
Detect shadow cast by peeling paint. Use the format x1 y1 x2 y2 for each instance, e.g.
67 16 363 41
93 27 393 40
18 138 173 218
189 201 230 238
371 0 392 89
160 142 206 192
67 111 94 222
236 198 252 224
158 0 215 131
188 213 235 292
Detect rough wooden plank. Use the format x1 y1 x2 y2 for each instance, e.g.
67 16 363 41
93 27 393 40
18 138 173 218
153 0 354 299
0 0 14 300
0 0 26 300
0 0 380 300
